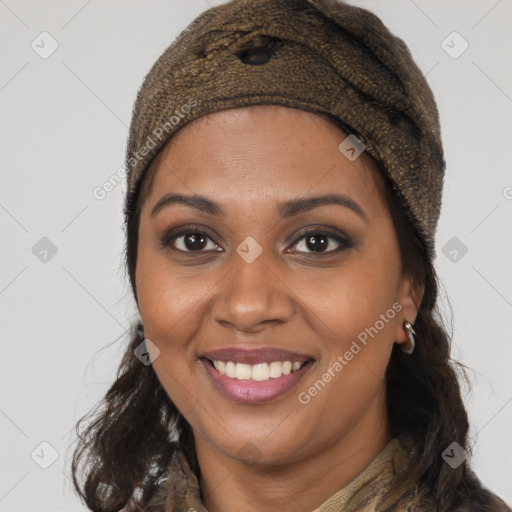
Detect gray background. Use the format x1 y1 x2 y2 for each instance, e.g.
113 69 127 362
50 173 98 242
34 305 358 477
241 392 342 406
1 0 511 510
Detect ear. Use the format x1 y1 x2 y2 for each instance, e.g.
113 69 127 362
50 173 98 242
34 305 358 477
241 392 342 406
394 273 424 349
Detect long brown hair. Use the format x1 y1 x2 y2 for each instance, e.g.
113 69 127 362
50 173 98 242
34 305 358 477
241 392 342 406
70 122 505 512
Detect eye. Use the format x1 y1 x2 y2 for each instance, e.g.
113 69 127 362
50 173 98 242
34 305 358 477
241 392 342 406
289 228 352 255
161 226 352 255
161 227 221 253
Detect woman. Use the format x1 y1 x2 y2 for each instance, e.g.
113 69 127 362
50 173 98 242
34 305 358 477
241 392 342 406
70 0 511 511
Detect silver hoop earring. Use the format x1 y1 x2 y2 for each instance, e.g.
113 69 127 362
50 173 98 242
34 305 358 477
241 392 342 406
402 320 416 355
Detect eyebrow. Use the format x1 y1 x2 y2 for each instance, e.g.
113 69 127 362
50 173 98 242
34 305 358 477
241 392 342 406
150 192 368 222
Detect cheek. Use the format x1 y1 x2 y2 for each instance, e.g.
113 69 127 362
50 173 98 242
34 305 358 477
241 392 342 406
294 268 398 443
135 247 208 420
136 263 207 346
299 253 400 346
294 242 400 411
135 226 207 340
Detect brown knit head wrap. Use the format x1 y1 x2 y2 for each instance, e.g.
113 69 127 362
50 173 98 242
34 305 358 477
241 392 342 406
124 0 445 267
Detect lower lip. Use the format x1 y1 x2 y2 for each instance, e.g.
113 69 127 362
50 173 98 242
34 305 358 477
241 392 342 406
200 359 314 404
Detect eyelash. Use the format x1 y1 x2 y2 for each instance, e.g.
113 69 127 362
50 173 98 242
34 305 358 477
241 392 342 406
160 225 352 256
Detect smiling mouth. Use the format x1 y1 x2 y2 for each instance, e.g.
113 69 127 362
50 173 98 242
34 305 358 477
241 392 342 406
202 358 313 382
199 346 316 402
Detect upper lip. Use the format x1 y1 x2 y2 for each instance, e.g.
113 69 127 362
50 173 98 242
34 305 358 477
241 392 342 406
201 347 314 365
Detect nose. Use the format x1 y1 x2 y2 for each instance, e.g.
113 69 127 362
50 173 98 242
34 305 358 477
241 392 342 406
212 247 295 334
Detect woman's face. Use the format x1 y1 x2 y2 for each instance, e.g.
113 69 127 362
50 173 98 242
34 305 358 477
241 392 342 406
136 105 420 467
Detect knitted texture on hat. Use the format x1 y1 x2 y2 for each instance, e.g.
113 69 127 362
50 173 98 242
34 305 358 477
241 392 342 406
123 0 445 262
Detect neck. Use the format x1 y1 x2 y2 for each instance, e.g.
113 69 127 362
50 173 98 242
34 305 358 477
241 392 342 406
196 391 391 512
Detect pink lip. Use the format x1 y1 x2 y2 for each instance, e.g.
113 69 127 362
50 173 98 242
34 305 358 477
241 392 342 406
201 347 313 365
200 358 314 404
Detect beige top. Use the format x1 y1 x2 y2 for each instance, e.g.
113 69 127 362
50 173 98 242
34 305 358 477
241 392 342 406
129 436 510 512
310 438 420 511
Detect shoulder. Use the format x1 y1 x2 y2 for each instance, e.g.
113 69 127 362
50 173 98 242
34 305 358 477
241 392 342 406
447 488 511 512
390 487 511 512
431 470 511 512
118 501 166 512
447 467 511 512
388 453 511 512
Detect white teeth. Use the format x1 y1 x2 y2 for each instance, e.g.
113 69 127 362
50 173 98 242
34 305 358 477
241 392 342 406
225 361 236 378
235 363 252 380
210 360 307 381
212 359 227 375
269 361 282 378
252 363 270 381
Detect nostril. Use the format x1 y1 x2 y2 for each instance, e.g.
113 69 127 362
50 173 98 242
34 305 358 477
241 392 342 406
238 45 275 66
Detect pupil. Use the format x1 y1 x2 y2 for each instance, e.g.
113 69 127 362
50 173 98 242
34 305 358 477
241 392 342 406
306 234 327 252
185 233 207 250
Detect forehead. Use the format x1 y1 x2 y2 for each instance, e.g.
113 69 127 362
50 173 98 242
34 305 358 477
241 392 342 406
143 105 386 213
